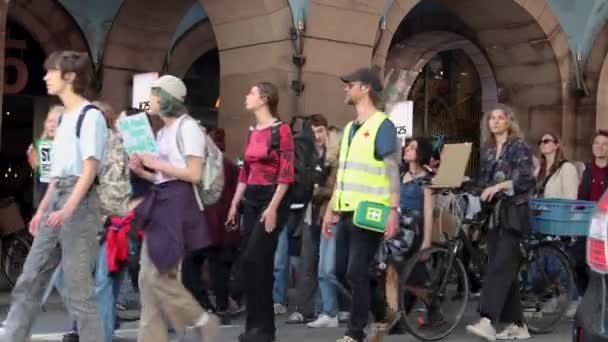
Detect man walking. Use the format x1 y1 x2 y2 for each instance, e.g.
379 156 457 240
286 114 331 325
1 51 107 342
322 67 400 342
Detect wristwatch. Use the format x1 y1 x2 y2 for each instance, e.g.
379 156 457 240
389 206 401 214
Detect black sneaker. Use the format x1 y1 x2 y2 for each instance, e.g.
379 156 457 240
62 332 80 342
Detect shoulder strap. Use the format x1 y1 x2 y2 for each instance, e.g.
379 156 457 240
76 104 99 138
538 160 567 197
175 115 190 157
269 121 283 151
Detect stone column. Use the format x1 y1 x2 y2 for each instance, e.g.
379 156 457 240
100 0 194 111
298 0 385 127
201 0 297 158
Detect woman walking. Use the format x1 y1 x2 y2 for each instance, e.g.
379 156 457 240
466 104 536 341
369 137 436 341
227 81 294 342
130 75 219 342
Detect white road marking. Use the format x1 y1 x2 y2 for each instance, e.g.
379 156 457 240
31 325 241 340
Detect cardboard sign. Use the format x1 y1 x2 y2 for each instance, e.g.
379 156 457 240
117 113 158 156
132 72 159 111
37 139 53 183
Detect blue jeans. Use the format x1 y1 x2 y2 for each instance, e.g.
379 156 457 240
55 243 124 342
273 226 290 304
318 224 339 317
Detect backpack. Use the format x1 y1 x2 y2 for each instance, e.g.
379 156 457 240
268 116 316 208
176 115 225 208
65 105 132 217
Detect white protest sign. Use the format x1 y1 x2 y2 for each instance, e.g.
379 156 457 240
388 100 414 146
132 72 159 111
117 113 158 156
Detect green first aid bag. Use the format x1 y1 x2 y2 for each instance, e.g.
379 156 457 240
353 201 390 233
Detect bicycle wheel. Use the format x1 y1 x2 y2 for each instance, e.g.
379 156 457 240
400 246 469 341
2 231 32 287
521 243 575 334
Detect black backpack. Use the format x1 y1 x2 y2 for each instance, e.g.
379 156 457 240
269 116 316 208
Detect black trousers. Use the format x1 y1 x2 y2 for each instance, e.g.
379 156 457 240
335 214 383 341
239 186 289 341
570 237 589 295
182 246 233 311
293 221 321 317
479 228 524 324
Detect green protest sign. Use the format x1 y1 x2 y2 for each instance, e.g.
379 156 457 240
36 139 53 183
117 113 158 156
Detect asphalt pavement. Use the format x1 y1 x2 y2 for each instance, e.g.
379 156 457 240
0 300 573 342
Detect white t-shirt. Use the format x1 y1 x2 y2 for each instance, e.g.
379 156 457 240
50 102 108 178
155 115 205 184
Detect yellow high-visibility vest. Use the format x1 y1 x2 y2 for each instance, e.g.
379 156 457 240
334 112 391 212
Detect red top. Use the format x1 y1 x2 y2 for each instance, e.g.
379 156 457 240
238 123 295 185
579 162 608 202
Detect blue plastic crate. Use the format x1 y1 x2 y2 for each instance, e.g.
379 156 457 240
529 198 595 236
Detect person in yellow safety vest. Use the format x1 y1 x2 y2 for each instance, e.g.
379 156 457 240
321 67 401 342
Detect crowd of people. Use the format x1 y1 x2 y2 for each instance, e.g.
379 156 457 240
0 49 606 342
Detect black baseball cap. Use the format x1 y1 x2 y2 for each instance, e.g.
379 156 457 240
340 67 383 92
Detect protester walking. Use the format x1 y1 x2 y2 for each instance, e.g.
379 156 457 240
322 67 400 342
129 75 219 342
466 104 535 341
286 114 331 325
368 137 437 341
226 81 295 342
0 51 106 342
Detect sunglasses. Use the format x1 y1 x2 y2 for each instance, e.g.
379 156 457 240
538 139 556 145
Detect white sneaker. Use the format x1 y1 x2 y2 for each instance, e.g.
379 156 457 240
274 303 288 315
307 314 339 328
338 311 350 323
565 300 580 319
466 318 496 341
196 312 220 342
496 323 531 340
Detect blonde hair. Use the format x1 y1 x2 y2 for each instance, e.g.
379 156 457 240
41 105 64 139
481 103 524 147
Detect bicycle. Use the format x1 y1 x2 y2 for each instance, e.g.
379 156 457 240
399 188 575 341
0 196 33 288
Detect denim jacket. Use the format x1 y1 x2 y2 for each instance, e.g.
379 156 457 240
479 137 536 205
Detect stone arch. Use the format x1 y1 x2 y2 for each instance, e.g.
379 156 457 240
166 20 217 78
374 0 574 152
375 0 570 80
196 0 295 156
101 0 196 108
386 31 498 112
0 0 7 138
7 0 89 55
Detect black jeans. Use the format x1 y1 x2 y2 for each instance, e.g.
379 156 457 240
570 237 589 295
182 246 233 311
293 220 321 317
480 228 524 324
335 213 383 341
240 185 289 341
